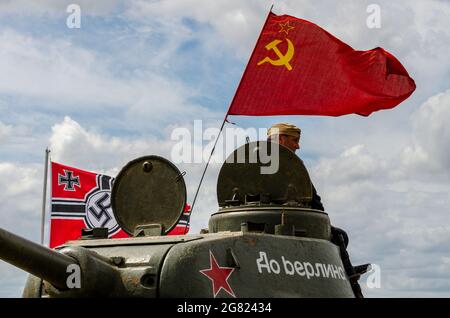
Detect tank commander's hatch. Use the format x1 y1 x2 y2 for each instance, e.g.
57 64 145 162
111 155 186 236
217 141 313 207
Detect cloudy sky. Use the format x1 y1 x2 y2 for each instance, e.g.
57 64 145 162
1 0 449 297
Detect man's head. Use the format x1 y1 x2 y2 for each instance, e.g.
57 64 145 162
267 122 301 153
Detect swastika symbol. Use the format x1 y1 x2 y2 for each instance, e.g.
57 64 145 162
88 193 112 227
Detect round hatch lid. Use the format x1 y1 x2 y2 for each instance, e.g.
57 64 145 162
111 155 186 235
217 141 313 206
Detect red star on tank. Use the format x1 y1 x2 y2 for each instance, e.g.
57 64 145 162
200 251 236 297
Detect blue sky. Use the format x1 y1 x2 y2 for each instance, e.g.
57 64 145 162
1 0 450 297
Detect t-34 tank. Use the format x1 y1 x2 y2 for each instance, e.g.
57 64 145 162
0 141 370 297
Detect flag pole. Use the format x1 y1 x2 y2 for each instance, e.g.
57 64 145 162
188 114 228 221
186 7 274 232
40 148 50 245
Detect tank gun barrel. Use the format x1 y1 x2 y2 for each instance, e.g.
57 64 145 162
0 227 76 290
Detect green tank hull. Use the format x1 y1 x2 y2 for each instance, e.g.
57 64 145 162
21 231 353 298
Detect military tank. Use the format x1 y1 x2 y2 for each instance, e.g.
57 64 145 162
0 141 369 297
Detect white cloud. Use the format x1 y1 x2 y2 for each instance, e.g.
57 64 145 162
309 134 450 297
0 117 50 160
0 27 219 133
0 29 165 107
124 0 268 58
49 116 175 172
0 161 43 299
313 144 385 184
400 89 450 176
0 0 121 17
0 121 12 141
0 29 127 106
0 162 42 234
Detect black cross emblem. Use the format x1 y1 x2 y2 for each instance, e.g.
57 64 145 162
58 170 81 191
88 193 111 227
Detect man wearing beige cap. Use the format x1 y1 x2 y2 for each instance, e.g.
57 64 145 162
267 124 366 296
267 122 324 211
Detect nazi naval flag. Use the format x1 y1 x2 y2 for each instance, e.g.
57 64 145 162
49 162 190 248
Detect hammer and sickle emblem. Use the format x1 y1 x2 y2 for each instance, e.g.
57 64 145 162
257 38 295 71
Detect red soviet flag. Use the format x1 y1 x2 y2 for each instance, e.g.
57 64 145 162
228 12 416 117
50 162 191 248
